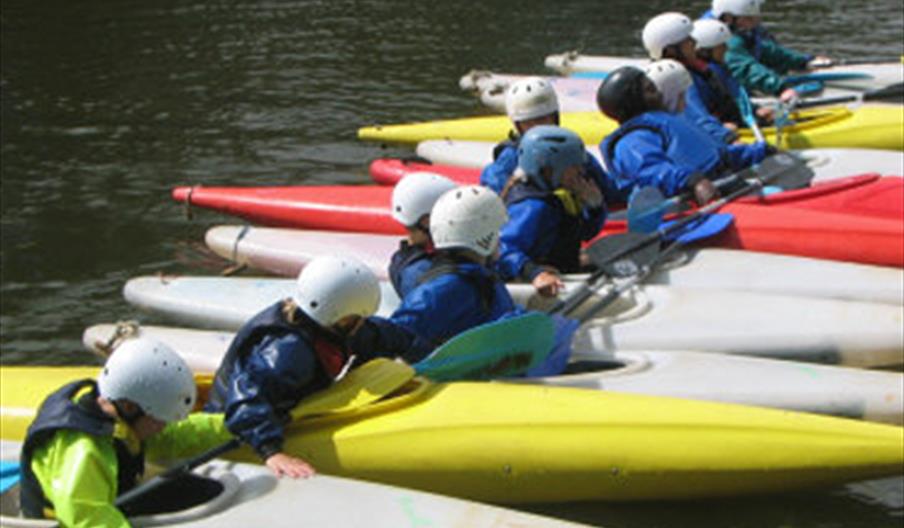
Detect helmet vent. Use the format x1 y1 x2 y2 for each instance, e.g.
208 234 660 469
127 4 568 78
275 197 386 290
310 301 319 309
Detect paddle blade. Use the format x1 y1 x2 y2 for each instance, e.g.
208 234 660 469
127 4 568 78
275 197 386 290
525 315 580 377
0 461 20 494
661 213 734 244
735 152 813 191
586 232 661 277
414 312 555 381
627 186 669 234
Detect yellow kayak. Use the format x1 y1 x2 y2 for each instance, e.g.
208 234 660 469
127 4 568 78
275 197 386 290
2 365 902 504
358 106 904 151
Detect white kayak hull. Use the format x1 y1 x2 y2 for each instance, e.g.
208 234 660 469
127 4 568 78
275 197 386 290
543 52 904 91
415 139 904 182
0 440 579 528
204 225 904 306
82 323 904 425
120 275 904 367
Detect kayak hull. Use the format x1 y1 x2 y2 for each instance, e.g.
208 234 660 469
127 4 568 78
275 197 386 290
357 107 904 151
204 225 904 305
2 367 902 503
120 275 904 367
82 322 904 425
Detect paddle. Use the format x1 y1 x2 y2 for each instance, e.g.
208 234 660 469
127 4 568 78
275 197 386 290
737 87 766 143
413 312 556 381
550 154 805 317
814 56 904 67
114 358 415 513
783 72 874 85
790 82 904 109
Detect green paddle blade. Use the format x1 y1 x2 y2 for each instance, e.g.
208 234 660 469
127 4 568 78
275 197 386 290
414 313 555 381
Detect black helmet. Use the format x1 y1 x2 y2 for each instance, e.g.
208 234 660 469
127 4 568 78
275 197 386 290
596 66 650 123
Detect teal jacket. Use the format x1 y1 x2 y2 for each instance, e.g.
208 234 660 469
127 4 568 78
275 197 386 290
724 33 812 95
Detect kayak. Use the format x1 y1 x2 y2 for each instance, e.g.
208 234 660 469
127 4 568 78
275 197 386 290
459 70 892 114
2 364 902 503
408 139 904 179
82 321 904 425
543 52 904 91
371 152 904 220
356 106 904 151
121 275 904 367
171 183 904 267
0 441 582 527
204 224 904 305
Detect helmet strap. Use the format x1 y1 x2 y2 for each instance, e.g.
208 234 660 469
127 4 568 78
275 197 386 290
112 399 146 426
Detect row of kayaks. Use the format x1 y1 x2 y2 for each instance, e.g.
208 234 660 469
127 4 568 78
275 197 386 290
1 362 902 505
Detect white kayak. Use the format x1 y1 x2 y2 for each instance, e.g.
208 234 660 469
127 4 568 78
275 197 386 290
120 275 904 367
543 52 904 91
0 440 582 528
204 224 904 305
82 322 904 425
415 139 904 183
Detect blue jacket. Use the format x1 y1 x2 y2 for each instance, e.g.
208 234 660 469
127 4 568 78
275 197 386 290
685 63 744 142
388 240 433 298
390 256 525 347
205 301 430 458
600 111 769 199
480 140 624 206
497 182 605 281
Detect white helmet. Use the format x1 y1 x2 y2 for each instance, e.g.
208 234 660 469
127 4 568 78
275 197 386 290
293 256 380 328
643 60 692 113
98 337 196 423
430 186 508 257
692 19 732 49
712 0 760 17
642 12 694 60
391 171 457 227
505 77 560 124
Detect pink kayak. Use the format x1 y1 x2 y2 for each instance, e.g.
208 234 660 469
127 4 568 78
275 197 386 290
171 179 904 267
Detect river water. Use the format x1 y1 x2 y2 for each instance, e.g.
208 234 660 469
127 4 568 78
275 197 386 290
1 0 902 525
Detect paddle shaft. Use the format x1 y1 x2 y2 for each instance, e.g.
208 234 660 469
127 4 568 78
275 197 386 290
114 438 242 509
792 82 903 109
551 158 802 317
825 56 904 66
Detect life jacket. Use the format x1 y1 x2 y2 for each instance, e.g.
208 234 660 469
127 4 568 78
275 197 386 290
492 138 518 161
416 254 498 316
602 111 729 182
687 61 744 126
205 301 348 411
20 380 145 519
503 182 583 273
388 240 433 298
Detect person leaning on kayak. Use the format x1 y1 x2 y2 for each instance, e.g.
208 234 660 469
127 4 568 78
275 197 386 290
19 337 233 528
705 0 832 100
480 77 619 205
495 125 606 298
596 65 772 205
388 171 457 297
389 185 527 346
642 12 740 144
204 256 431 479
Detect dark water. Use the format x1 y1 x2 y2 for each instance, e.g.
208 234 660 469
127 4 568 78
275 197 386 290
1 0 902 525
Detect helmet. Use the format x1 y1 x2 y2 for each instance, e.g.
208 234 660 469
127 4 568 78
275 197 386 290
505 77 560 124
692 19 732 49
596 66 650 122
642 12 694 59
98 337 196 423
430 186 508 257
517 125 586 191
391 171 457 227
643 60 692 113
293 256 380 328
712 0 760 17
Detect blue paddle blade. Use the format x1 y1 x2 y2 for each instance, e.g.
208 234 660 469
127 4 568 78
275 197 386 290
627 186 669 234
569 71 609 80
525 314 579 377
784 72 874 85
413 312 555 381
661 213 735 244
794 81 825 97
0 461 21 494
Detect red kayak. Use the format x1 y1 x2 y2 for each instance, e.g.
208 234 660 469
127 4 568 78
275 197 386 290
172 180 904 267
371 158 903 221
